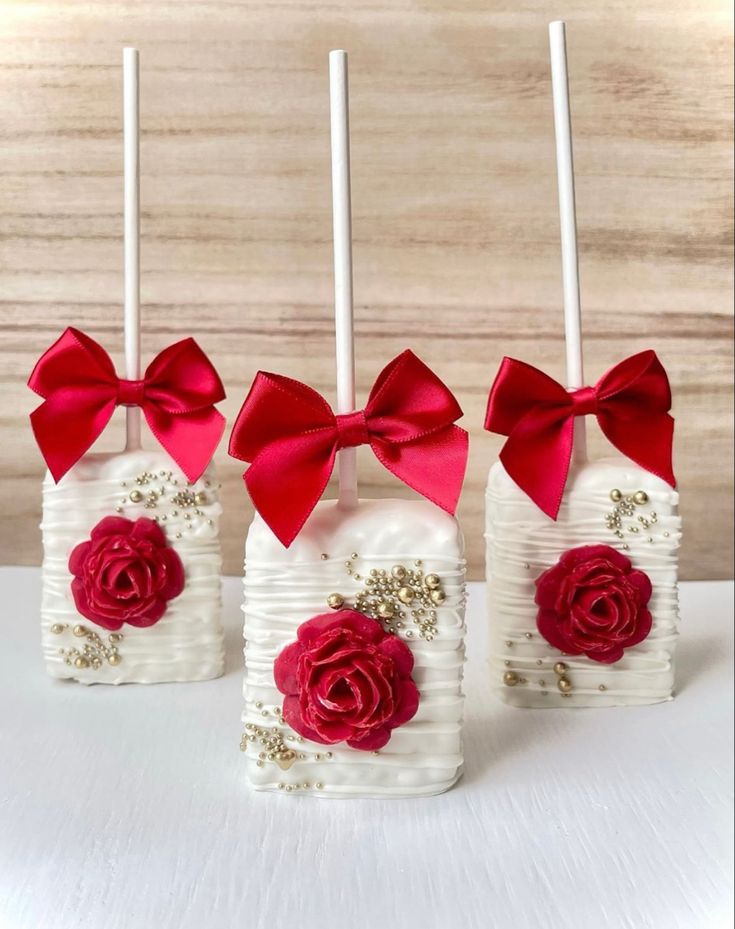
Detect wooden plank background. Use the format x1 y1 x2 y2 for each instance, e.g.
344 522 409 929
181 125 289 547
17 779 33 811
0 0 732 579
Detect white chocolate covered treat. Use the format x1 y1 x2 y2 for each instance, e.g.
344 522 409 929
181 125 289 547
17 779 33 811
486 456 681 707
41 449 224 684
241 498 466 798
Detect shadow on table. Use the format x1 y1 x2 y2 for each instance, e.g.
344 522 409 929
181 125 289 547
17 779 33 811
459 700 552 786
675 624 730 695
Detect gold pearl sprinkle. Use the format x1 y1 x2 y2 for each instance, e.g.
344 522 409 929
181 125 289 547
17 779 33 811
129 489 143 503
598 684 607 692
74 656 89 669
391 565 407 580
50 623 65 635
503 671 519 687
634 490 649 506
610 488 623 502
506 640 513 647
425 573 441 590
557 677 572 693
525 632 532 639
327 593 345 610
351 553 359 560
108 653 122 666
553 662 567 675
73 625 86 638
397 586 414 605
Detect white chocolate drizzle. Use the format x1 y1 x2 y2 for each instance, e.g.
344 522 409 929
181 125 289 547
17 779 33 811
40 449 224 685
485 457 681 707
242 498 467 797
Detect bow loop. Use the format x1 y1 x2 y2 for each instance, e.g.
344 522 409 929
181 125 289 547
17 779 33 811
366 350 464 443
484 351 676 519
143 337 225 414
229 350 468 548
29 327 225 483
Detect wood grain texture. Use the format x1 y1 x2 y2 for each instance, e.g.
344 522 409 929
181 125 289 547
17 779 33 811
0 571 732 929
0 0 732 578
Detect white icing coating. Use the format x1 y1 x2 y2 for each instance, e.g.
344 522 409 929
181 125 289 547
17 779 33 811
485 456 681 707
41 449 224 684
242 498 466 798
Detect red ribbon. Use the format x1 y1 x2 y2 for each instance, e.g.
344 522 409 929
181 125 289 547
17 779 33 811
229 350 469 547
484 350 676 519
29 327 226 483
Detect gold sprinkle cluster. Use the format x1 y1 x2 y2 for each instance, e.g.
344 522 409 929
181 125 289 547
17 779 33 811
605 489 660 548
241 721 298 771
51 622 123 670
328 559 446 641
115 470 216 537
240 702 332 790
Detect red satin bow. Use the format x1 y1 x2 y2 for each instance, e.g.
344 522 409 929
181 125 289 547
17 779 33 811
484 350 676 519
29 327 226 482
229 350 469 547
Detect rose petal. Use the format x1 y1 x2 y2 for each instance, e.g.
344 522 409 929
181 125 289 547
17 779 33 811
390 678 420 728
90 516 133 541
347 726 392 751
125 597 167 627
159 548 185 600
627 569 653 606
377 634 414 676
274 641 303 695
130 517 167 546
68 541 91 577
537 609 581 655
282 695 327 743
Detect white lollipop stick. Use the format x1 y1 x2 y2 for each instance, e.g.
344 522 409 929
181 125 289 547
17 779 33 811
549 21 587 459
123 47 141 450
329 50 358 507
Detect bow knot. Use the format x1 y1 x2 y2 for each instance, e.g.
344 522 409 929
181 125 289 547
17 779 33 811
484 351 676 519
229 350 468 547
335 409 370 449
570 385 598 416
29 327 226 483
117 378 146 407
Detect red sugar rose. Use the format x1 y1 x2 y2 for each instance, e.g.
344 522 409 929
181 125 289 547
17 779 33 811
68 516 185 631
273 610 420 751
535 544 653 664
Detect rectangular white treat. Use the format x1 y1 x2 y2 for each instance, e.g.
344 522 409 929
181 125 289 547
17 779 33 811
41 449 224 684
241 498 466 798
486 457 681 707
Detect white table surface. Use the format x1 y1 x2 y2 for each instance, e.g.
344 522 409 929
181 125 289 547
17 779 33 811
0 568 732 929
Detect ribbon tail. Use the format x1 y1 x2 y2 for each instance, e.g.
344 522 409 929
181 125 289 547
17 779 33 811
31 393 117 482
245 432 338 547
598 410 676 488
145 406 225 483
499 413 575 520
143 405 225 481
371 425 468 515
